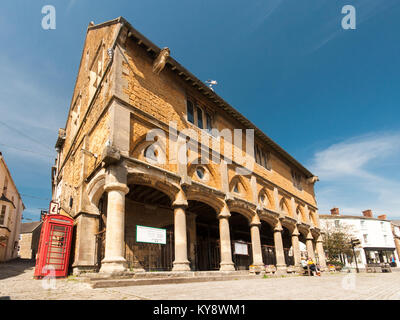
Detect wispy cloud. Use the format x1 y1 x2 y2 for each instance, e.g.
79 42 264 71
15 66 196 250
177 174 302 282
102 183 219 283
310 132 400 218
309 0 400 53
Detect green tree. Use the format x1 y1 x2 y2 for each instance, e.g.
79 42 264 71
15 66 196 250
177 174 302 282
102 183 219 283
322 221 354 265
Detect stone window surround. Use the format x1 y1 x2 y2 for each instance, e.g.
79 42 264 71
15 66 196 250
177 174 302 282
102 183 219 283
186 98 213 132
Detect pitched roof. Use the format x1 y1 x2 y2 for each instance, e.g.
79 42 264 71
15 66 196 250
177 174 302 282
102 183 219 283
21 222 42 234
87 17 316 179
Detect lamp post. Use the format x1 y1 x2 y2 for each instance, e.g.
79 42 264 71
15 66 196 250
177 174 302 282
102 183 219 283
351 238 361 273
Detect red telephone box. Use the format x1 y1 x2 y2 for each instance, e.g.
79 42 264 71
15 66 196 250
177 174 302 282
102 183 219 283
34 214 74 279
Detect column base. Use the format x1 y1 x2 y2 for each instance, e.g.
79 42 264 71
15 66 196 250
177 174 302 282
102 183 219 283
275 264 287 275
100 257 127 274
72 265 98 276
172 261 191 272
220 262 235 271
249 263 265 274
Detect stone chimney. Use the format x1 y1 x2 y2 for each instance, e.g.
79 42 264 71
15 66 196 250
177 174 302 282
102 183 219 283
363 210 373 218
331 208 340 216
378 215 387 221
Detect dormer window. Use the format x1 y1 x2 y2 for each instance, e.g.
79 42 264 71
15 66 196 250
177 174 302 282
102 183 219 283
196 106 204 129
187 100 194 124
254 144 271 170
186 99 213 132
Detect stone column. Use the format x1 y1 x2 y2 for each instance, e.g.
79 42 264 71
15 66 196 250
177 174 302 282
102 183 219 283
250 216 264 269
72 213 99 275
395 238 400 263
291 226 302 272
218 204 235 271
100 180 129 274
274 221 287 274
316 234 327 271
306 231 316 261
172 191 191 271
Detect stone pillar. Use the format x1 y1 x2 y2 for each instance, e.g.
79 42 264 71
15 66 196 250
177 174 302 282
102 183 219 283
100 176 129 274
218 204 235 271
291 226 302 272
316 234 327 271
172 191 190 272
72 213 99 275
274 221 287 273
250 216 264 269
395 238 400 263
306 231 316 261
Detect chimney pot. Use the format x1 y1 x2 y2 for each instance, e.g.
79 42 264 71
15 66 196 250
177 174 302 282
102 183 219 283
378 214 387 221
331 208 340 216
363 210 373 218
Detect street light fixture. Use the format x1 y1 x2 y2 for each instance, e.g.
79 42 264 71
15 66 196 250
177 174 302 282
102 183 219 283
351 238 361 273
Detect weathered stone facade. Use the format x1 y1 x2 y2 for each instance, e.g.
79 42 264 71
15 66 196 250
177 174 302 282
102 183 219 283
19 222 42 260
53 17 326 275
0 152 24 262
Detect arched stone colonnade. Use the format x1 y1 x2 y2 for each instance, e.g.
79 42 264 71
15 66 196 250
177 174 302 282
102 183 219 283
83 161 327 274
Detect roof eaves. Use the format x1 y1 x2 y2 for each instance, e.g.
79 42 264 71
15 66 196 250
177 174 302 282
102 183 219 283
118 17 315 178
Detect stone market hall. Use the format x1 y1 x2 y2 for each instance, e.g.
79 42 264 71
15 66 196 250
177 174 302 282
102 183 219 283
52 17 327 275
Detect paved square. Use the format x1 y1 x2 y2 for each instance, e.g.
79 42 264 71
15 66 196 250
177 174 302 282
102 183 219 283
1 261 399 300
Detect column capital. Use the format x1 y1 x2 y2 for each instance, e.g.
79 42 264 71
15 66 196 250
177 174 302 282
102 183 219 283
292 230 300 237
218 203 231 219
172 189 188 209
250 222 261 228
172 202 188 210
104 182 129 195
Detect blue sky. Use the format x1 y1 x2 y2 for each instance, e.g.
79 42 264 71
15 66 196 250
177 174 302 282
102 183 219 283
0 0 399 222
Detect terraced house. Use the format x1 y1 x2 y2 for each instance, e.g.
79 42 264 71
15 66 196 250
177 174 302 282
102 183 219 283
0 152 24 262
52 17 326 275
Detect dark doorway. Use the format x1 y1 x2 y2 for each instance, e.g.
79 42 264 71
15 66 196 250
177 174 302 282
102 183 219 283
282 227 295 266
95 194 107 270
260 221 276 266
124 184 174 272
189 201 220 271
230 212 252 270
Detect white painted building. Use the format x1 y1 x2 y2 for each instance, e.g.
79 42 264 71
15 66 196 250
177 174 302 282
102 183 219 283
320 209 399 270
0 152 25 262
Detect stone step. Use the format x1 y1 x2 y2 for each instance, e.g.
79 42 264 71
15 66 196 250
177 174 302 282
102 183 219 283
81 270 251 282
90 274 263 289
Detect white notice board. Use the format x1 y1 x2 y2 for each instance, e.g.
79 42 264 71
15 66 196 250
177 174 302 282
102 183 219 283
136 225 167 245
234 242 249 255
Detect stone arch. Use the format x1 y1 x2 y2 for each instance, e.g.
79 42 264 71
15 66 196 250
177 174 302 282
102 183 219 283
127 172 180 202
227 201 255 222
279 196 292 217
259 213 279 228
185 188 225 213
187 157 218 189
296 204 306 222
258 187 274 210
86 171 107 209
309 209 318 226
229 175 252 201
130 133 167 166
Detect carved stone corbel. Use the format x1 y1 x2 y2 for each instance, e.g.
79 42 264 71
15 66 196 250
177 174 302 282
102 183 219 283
152 47 170 75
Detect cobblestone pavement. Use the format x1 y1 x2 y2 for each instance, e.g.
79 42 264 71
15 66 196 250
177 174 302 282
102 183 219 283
1 260 400 300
